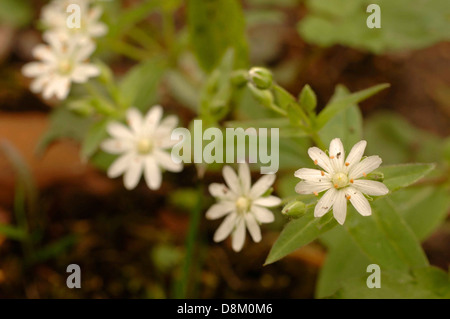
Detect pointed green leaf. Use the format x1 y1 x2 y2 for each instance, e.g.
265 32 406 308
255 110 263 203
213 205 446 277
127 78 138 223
377 163 435 192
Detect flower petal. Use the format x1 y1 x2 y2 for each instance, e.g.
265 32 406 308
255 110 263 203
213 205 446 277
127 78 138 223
223 165 241 195
232 218 246 252
329 138 345 172
239 163 251 195
71 64 100 83
205 202 235 220
344 140 367 172
107 153 134 178
308 147 333 173
144 156 162 190
352 179 389 196
249 174 275 199
295 180 332 195
154 149 183 172
107 122 134 140
251 205 274 223
213 212 237 242
294 168 329 181
143 105 163 134
346 187 371 216
209 183 234 200
253 196 281 207
332 190 347 225
124 156 144 190
245 213 262 243
126 108 144 134
101 138 133 154
314 188 337 217
349 155 382 180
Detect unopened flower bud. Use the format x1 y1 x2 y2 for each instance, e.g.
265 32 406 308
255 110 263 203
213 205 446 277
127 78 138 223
249 67 273 90
282 200 306 217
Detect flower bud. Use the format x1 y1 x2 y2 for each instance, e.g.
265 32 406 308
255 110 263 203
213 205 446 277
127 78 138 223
249 67 273 90
230 70 249 87
247 83 274 108
282 200 306 217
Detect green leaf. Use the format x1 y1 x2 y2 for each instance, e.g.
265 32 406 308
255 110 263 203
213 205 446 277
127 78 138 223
298 84 317 112
299 0 450 54
0 0 32 27
344 198 429 271
226 118 308 138
265 209 338 265
118 56 167 110
188 0 248 72
377 163 435 192
316 227 370 298
0 224 27 240
36 107 91 154
390 186 450 241
318 85 363 150
316 83 389 129
331 267 448 299
81 119 109 160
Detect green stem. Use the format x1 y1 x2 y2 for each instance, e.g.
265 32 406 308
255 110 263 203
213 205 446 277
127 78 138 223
178 184 203 298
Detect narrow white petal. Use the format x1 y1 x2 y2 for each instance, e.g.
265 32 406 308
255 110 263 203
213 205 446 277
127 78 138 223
344 140 367 172
205 202 235 220
332 190 347 225
124 156 144 190
30 76 50 93
295 180 332 195
314 188 337 217
346 187 371 216
143 105 163 134
101 139 133 154
251 205 274 224
232 218 246 252
213 212 237 242
209 183 234 200
294 168 329 181
71 64 100 83
42 78 59 99
308 147 333 173
75 41 96 61
238 163 251 195
245 213 262 243
223 166 241 195
144 156 162 190
22 62 49 77
32 45 56 63
154 149 183 172
329 138 345 171
107 153 133 178
126 108 144 134
349 155 382 179
54 76 71 100
155 115 178 137
352 180 389 196
107 122 134 140
252 196 281 207
249 174 276 199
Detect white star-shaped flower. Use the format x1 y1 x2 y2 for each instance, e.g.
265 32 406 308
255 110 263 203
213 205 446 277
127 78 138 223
22 32 100 100
101 106 183 190
41 0 108 39
295 138 389 225
207 163 281 252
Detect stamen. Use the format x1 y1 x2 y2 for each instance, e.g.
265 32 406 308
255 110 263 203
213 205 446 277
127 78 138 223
320 171 325 176
314 160 318 165
350 179 354 183
346 195 351 200
330 155 335 159
313 192 319 197
334 184 338 189
363 172 367 177
345 162 349 166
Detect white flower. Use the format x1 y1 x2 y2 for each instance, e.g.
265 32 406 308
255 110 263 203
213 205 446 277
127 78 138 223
295 138 389 225
206 163 281 252
41 0 108 39
101 106 183 190
22 32 100 100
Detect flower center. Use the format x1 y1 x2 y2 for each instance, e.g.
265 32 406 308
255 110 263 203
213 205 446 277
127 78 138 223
137 138 153 154
58 60 73 74
332 172 349 189
236 196 251 214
